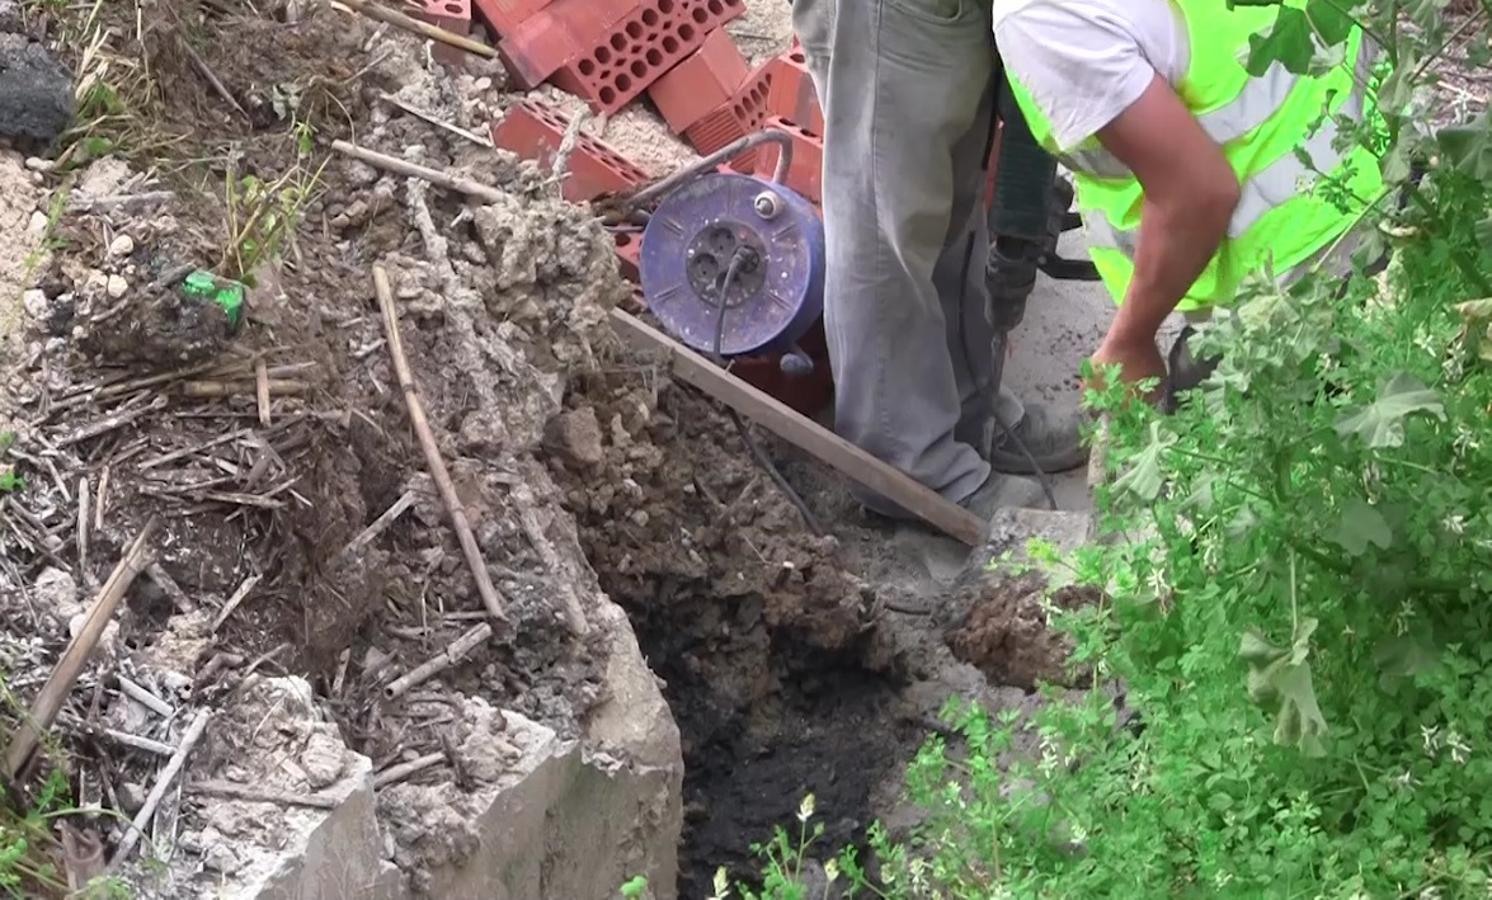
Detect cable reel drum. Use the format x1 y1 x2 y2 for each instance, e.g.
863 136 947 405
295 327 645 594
639 165 825 373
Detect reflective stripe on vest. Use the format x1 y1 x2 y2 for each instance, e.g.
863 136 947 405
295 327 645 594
1005 3 1387 311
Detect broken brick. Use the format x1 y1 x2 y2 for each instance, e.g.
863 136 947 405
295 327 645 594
551 0 747 114
647 27 749 133
613 230 643 281
682 60 774 170
764 48 823 138
470 0 552 40
753 116 823 206
490 101 649 202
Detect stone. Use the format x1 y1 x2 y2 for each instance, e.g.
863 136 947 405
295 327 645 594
0 0 21 31
33 567 80 624
108 234 134 257
0 34 74 143
27 209 46 233
105 274 127 299
301 730 348 790
21 288 46 319
544 406 604 468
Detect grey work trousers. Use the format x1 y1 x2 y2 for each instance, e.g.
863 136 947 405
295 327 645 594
792 0 1022 512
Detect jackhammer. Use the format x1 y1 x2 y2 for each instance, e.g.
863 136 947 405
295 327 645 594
978 73 1100 468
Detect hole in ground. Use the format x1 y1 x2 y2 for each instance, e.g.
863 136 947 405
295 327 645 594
554 380 928 896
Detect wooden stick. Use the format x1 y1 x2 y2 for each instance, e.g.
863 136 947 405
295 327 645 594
373 751 443 789
211 574 261 632
4 518 158 778
382 622 492 699
340 489 417 558
609 310 984 546
377 93 493 148
99 728 174 757
144 563 196 614
178 35 249 120
94 466 110 532
188 780 337 810
255 360 271 427
108 710 210 870
57 396 167 447
335 0 497 59
180 379 308 398
331 140 505 205
117 676 175 719
373 265 508 625
76 477 90 575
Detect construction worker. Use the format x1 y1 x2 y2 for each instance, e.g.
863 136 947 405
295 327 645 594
791 0 1088 521
992 1 1384 392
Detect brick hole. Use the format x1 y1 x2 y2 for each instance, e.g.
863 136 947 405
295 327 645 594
617 233 634 246
625 20 643 38
662 35 679 53
600 86 617 104
790 51 806 63
691 7 708 23
707 0 722 13
641 7 659 25
610 33 627 50
658 0 674 11
616 72 633 91
646 48 663 65
596 46 613 63
679 22 695 39
630 59 647 77
578 58 597 76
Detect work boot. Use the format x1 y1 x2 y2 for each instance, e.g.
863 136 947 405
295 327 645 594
958 470 1047 518
987 403 1088 475
1163 326 1221 413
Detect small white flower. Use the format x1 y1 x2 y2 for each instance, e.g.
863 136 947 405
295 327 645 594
709 866 730 900
1447 730 1472 765
1443 514 1467 536
1214 870 1235 889
1454 426 1481 457
823 859 840 883
797 793 816 823
1422 724 1441 756
1392 769 1417 790
1396 600 1417 636
1420 885 1443 900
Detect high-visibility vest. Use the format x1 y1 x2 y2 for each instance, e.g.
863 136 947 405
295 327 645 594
1005 3 1385 312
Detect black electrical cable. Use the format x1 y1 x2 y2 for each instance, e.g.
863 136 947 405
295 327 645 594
956 236 1059 512
712 248 824 535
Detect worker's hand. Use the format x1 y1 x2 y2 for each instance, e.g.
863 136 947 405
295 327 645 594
1089 332 1165 402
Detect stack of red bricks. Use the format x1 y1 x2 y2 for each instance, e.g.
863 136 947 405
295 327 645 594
403 0 833 412
403 0 826 209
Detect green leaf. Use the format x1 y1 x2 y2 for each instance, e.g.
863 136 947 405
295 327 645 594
1334 372 1445 448
1374 631 1441 689
1327 497 1393 556
1114 422 1175 501
619 875 649 898
1244 6 1315 76
1240 618 1329 757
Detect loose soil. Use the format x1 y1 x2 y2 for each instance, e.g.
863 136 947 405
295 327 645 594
0 0 1085 895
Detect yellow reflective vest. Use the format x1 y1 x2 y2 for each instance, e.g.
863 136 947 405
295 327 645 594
1006 3 1385 312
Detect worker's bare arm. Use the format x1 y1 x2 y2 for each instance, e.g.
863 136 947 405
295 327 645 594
1091 73 1240 387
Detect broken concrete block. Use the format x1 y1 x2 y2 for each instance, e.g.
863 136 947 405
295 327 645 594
0 34 74 143
380 706 682 900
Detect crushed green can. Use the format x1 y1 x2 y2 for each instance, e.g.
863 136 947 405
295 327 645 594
179 270 246 328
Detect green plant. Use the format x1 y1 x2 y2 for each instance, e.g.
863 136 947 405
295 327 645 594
220 157 327 286
727 3 1492 896
0 434 20 495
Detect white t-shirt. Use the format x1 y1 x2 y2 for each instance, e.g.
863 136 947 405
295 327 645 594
992 0 1190 153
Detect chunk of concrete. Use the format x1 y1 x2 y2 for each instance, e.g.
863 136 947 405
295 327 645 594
0 34 73 143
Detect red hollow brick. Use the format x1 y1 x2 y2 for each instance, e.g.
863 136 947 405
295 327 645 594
753 115 823 206
550 0 748 114
764 48 824 138
471 0 552 40
613 230 643 281
646 27 749 133
490 100 650 202
405 0 473 68
496 0 636 89
683 60 774 170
